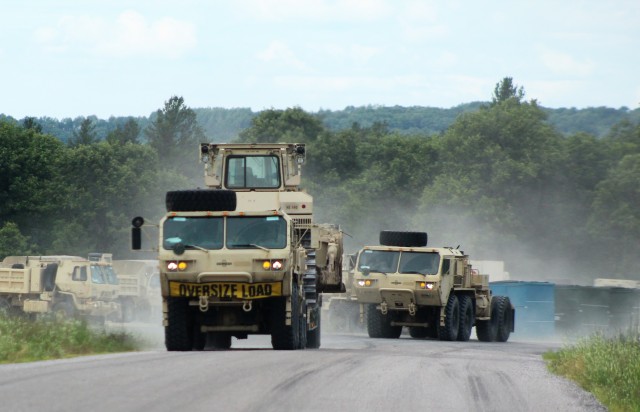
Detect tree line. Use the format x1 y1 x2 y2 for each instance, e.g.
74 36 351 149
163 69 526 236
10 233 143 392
1 78 639 283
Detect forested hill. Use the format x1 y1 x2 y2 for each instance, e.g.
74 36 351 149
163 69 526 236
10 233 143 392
2 103 639 143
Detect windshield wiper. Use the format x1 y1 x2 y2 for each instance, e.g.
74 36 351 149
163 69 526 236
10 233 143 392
184 244 209 252
232 243 270 251
402 270 426 275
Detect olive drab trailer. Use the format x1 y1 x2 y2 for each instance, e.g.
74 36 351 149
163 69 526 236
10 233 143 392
0 255 120 321
353 231 515 342
132 143 344 350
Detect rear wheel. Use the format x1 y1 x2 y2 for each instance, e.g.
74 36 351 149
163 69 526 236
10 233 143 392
438 294 460 341
457 295 474 342
493 296 512 342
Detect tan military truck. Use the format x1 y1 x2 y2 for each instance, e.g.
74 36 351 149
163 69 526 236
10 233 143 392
132 143 344 350
0 255 120 321
112 259 161 322
353 231 514 342
322 253 364 332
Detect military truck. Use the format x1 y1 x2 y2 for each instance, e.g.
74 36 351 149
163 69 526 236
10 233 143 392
0 255 120 321
322 253 363 332
132 143 344 350
353 231 514 342
112 259 161 322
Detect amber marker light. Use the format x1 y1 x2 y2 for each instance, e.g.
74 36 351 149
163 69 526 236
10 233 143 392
178 261 188 271
262 261 271 270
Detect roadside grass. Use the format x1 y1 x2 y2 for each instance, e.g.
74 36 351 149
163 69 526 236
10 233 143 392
0 314 141 364
544 330 640 412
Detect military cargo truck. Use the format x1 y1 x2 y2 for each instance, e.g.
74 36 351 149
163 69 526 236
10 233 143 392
353 231 515 342
112 259 161 322
132 143 344 350
0 255 120 321
323 253 363 332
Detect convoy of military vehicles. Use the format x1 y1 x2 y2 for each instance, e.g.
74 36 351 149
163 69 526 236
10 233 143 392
5 139 640 350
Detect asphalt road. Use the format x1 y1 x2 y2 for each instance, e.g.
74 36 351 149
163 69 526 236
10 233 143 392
0 328 605 412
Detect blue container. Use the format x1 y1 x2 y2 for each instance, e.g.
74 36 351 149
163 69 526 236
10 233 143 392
490 281 555 339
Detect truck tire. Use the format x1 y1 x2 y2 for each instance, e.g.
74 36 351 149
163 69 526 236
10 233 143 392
438 294 460 341
379 231 427 247
52 301 75 322
271 284 301 350
165 298 194 351
493 296 512 342
0 297 13 316
476 298 501 342
120 298 135 323
209 333 232 350
305 306 321 349
366 304 402 339
165 189 237 212
457 295 474 342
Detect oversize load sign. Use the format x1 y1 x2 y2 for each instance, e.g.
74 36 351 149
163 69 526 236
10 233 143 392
169 281 282 299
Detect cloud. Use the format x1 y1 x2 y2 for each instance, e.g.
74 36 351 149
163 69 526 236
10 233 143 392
256 41 308 70
33 10 196 58
539 47 595 77
240 0 390 22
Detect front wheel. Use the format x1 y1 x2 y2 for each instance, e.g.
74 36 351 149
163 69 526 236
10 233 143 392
438 294 460 341
366 304 402 339
457 295 474 342
165 298 195 351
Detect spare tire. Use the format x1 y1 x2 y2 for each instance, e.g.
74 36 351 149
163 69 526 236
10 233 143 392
379 231 427 247
166 190 237 212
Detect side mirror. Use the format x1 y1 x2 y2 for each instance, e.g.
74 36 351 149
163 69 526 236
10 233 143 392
132 227 142 250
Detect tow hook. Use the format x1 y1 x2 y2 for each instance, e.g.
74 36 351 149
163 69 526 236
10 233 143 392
409 301 416 316
380 300 388 315
242 300 252 312
199 296 209 312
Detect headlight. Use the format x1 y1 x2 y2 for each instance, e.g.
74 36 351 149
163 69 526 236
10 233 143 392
260 260 285 271
417 281 435 290
167 261 188 271
357 279 376 287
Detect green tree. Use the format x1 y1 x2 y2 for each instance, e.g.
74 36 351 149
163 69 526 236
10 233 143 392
0 120 68 250
22 117 43 133
145 96 204 161
0 222 32 259
69 118 98 146
238 107 324 143
588 153 640 275
52 141 165 255
491 76 524 105
106 118 141 145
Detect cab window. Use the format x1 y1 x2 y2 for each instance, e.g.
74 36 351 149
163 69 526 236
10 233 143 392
226 155 280 189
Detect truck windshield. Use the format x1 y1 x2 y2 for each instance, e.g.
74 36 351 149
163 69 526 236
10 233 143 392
398 252 440 275
358 250 400 274
227 216 287 249
90 264 106 284
226 155 280 189
163 217 223 250
102 265 119 284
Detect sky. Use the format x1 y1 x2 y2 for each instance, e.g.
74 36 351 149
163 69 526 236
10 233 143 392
1 0 639 120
